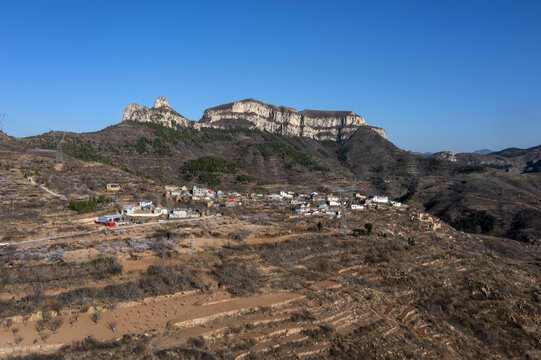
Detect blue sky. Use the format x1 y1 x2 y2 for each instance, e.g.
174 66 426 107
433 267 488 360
0 0 539 153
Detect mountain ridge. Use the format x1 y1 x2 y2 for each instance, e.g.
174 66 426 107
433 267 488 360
122 97 387 142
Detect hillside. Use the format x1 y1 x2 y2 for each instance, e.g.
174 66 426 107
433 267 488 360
0 95 538 246
1 116 540 358
6 116 538 245
430 144 541 174
0 187 539 359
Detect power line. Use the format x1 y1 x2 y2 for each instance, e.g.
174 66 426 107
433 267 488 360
54 132 65 164
1 115 46 138
335 179 357 234
0 114 6 133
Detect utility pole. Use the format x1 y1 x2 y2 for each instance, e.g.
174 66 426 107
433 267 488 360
0 114 7 133
53 132 65 171
335 178 357 234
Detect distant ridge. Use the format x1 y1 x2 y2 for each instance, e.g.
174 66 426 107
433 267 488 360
473 148 494 155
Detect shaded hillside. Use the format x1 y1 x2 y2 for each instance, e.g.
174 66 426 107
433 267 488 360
431 144 541 174
25 122 355 191
337 127 459 198
412 172 541 243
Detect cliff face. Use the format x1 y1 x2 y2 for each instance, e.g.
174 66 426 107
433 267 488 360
123 97 386 141
199 99 369 141
122 97 189 128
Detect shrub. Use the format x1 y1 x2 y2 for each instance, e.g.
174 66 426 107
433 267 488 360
91 312 101 324
451 210 496 234
198 173 222 186
68 196 112 213
217 261 260 297
337 146 349 161
256 133 314 166
456 165 488 174
397 190 415 203
364 223 373 234
135 136 150 154
181 156 237 174
236 174 257 183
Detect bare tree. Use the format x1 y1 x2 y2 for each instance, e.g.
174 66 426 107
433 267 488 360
107 320 117 332
39 333 49 344
48 317 63 333
14 335 23 346
91 311 101 324
35 320 46 333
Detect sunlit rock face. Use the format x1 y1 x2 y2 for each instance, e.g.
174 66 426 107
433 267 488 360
122 97 189 128
199 99 371 141
123 97 387 141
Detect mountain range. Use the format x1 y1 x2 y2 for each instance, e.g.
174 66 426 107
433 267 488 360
2 97 540 244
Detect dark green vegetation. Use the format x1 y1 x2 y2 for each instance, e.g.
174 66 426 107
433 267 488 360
451 209 496 234
68 196 112 213
181 156 237 174
256 133 314 167
181 156 237 186
135 136 171 156
63 139 114 165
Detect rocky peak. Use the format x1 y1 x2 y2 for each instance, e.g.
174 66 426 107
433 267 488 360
153 96 171 109
200 98 374 141
431 151 457 162
123 97 387 141
122 97 189 128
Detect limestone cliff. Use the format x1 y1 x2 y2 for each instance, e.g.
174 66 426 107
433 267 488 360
199 99 370 141
122 97 189 128
123 97 387 141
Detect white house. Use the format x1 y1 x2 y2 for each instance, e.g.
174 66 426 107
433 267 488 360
155 206 168 215
372 196 389 204
192 187 214 197
268 194 283 200
139 201 153 207
225 199 241 207
295 202 310 214
280 191 293 199
326 194 339 202
169 209 188 218
350 203 364 210
328 201 340 207
106 183 121 191
122 204 135 214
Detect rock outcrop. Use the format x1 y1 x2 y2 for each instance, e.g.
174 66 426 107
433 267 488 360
123 97 387 141
199 99 369 141
122 97 189 128
431 151 458 163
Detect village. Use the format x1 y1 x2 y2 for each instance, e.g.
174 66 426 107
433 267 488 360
95 182 408 227
0 161 538 360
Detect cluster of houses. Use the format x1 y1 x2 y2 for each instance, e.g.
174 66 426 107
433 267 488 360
294 193 406 216
97 183 406 226
165 185 243 207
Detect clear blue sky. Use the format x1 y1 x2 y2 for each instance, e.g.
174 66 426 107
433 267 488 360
1 0 539 153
